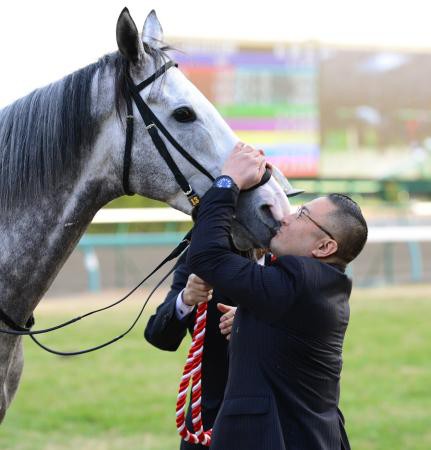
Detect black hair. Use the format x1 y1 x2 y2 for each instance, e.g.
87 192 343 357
327 193 368 264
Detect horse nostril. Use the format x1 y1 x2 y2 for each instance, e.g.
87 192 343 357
259 205 271 219
259 205 280 235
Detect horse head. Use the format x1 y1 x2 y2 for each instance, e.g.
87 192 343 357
101 8 292 249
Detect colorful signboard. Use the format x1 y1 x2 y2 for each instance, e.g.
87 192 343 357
170 43 320 177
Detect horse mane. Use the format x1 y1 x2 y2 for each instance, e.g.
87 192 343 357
0 44 171 212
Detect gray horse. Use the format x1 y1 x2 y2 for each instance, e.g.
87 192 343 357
0 9 291 423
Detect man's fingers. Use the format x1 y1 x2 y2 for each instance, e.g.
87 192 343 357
220 319 233 331
220 317 234 329
236 142 261 156
188 274 212 290
220 312 234 322
217 303 232 313
219 304 236 339
187 276 213 295
217 303 235 341
194 291 213 302
187 286 212 296
188 273 208 284
183 284 213 306
242 145 256 154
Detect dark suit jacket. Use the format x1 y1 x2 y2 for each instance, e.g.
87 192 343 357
187 185 352 450
144 251 233 450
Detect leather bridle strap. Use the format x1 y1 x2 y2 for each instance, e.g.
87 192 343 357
135 62 176 91
122 59 272 205
123 60 214 207
122 92 135 195
122 61 179 196
0 308 33 332
131 88 215 182
127 83 208 207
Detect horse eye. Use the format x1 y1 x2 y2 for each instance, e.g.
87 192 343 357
173 107 196 123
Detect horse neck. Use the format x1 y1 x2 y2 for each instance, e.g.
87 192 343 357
0 147 120 324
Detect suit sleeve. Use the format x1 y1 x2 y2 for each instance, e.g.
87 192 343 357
187 186 304 324
144 251 195 351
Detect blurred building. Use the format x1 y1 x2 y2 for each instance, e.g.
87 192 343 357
169 40 320 177
168 40 431 180
320 48 431 151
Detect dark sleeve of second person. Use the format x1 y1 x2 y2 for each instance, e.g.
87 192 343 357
187 185 304 324
144 251 195 351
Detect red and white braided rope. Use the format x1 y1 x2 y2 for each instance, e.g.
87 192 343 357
176 302 212 446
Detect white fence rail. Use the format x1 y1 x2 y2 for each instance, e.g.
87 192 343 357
68 208 431 291
93 208 431 243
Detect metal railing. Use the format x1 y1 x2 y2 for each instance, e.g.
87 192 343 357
76 208 431 291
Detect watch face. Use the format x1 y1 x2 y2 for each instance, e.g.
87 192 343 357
215 176 233 188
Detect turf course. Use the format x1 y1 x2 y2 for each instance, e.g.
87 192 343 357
1 285 430 450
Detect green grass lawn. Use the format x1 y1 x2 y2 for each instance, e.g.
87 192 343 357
1 286 430 450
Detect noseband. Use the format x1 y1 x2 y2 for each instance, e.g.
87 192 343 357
122 60 271 210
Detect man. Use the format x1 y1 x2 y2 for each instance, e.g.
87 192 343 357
187 143 368 449
145 245 271 449
144 250 236 450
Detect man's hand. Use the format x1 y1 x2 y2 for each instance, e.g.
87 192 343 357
217 303 237 341
182 274 213 307
222 142 266 190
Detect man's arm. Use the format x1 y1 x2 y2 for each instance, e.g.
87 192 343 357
217 303 237 340
144 252 194 351
187 186 303 324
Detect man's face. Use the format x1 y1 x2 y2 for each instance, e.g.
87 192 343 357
269 197 337 258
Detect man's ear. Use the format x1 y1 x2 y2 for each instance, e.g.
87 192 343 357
311 239 338 259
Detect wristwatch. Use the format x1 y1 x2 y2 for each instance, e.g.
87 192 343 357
214 175 234 189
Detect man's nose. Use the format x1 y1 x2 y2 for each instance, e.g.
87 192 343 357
281 213 294 226
282 217 288 225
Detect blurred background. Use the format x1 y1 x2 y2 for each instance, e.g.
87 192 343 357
12 2 426 295
46 37 431 293
1 1 430 450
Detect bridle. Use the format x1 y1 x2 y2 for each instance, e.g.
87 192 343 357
0 59 271 355
122 59 271 207
123 60 212 207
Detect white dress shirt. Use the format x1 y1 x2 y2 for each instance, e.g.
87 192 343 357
174 256 265 319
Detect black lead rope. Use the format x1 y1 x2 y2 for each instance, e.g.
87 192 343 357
29 262 178 356
0 309 33 332
0 230 192 354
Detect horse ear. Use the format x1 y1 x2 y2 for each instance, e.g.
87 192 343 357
142 10 164 46
116 7 144 63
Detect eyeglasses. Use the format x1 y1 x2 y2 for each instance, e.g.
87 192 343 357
296 205 335 240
